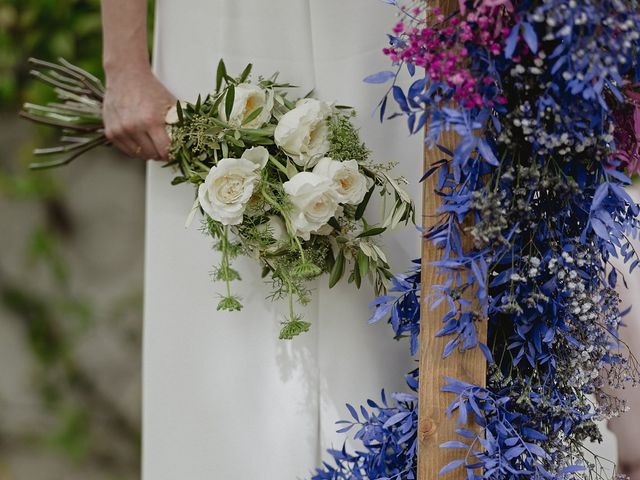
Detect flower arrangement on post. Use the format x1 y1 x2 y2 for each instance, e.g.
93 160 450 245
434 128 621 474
20 58 414 339
312 0 640 479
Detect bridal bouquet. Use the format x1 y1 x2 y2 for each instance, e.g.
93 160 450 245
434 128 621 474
20 58 414 339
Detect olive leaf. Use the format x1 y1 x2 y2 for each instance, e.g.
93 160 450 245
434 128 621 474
238 63 253 83
215 59 227 93
242 106 264 126
328 250 345 288
224 84 235 120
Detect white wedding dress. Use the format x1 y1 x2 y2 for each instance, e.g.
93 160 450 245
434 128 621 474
144 1 423 479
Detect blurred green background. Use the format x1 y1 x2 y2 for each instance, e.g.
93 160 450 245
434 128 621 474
0 1 152 478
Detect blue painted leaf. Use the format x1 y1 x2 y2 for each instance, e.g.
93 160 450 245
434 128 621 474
383 411 411 428
440 441 469 449
504 445 526 460
392 85 410 112
558 465 586 474
379 95 388 123
363 71 396 84
505 23 520 59
345 403 359 421
479 342 494 364
521 23 538 53
439 459 465 475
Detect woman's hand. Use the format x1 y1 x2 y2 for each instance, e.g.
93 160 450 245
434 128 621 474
103 65 176 160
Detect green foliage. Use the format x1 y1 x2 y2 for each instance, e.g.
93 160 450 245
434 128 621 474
0 0 102 106
278 316 311 340
0 0 155 108
0 0 153 474
327 111 371 163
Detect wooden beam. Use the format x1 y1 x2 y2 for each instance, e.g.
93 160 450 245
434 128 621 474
418 2 488 479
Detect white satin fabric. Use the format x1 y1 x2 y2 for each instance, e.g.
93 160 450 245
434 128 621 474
144 1 423 479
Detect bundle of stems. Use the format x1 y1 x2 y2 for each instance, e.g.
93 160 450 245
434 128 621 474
20 58 108 170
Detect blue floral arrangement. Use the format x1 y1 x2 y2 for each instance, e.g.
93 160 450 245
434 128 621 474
312 0 640 478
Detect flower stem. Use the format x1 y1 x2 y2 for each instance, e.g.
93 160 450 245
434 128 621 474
268 155 289 176
222 226 232 297
287 280 295 320
260 184 306 262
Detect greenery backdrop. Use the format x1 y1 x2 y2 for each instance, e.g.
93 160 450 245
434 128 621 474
0 1 153 478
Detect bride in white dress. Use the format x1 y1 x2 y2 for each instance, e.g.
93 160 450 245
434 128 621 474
101 0 422 478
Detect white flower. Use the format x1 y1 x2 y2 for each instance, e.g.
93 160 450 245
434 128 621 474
274 98 332 167
165 104 180 124
283 172 339 240
218 83 274 129
241 146 269 168
198 156 262 225
313 206 343 236
313 157 368 205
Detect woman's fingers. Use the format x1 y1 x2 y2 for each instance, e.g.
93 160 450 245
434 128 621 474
131 130 160 159
148 125 172 160
106 118 160 159
102 68 176 160
105 123 138 158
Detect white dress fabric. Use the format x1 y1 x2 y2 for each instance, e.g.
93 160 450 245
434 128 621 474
144 1 423 479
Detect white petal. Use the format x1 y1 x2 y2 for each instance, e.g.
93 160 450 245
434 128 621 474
242 146 269 168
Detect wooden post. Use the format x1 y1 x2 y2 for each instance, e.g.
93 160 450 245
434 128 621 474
418 2 488 479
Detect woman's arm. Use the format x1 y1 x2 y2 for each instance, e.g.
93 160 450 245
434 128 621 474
101 0 175 160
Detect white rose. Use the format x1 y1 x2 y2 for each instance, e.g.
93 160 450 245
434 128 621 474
241 146 269 168
313 157 368 205
283 172 339 240
218 83 274 129
165 104 180 124
274 98 332 167
198 157 261 225
313 205 343 236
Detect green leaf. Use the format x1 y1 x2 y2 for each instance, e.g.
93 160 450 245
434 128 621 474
242 106 263 126
171 176 187 185
328 216 341 230
238 63 253 83
357 250 369 281
279 317 311 340
285 159 299 179
176 100 184 123
352 260 362 288
225 84 235 120
390 202 408 229
194 94 202 113
357 227 386 238
328 250 345 288
355 185 375 221
217 295 243 311
216 59 226 93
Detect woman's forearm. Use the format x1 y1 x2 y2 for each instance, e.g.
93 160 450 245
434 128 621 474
101 0 150 75
100 0 175 160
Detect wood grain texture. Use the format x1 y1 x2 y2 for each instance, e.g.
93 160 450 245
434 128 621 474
418 1 488 478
